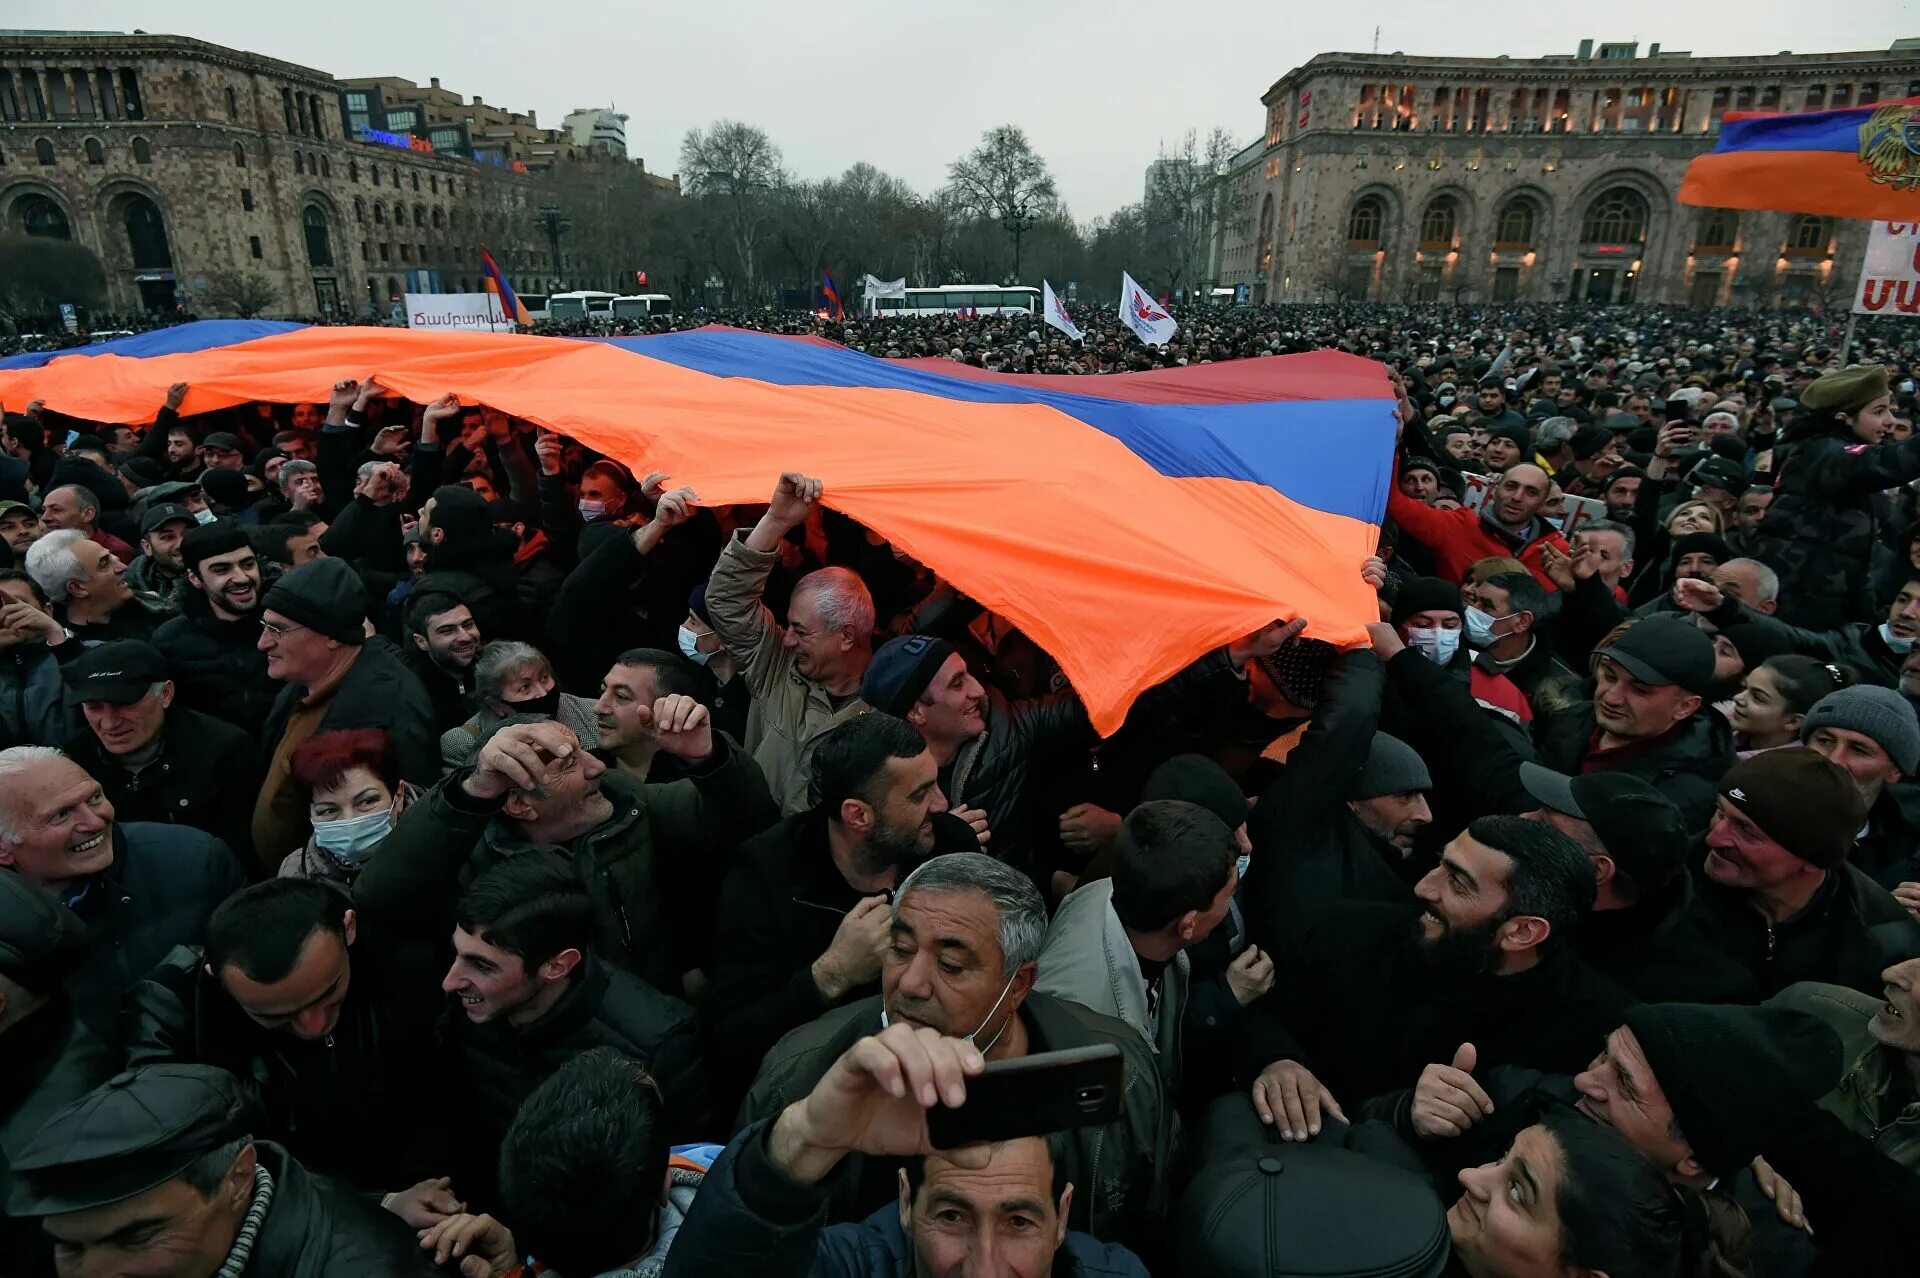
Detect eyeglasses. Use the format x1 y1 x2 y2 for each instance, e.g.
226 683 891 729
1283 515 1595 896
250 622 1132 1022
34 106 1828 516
259 619 306 639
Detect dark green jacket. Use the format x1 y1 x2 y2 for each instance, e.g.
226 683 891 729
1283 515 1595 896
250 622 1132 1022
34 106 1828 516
1770 981 1920 1173
733 992 1170 1251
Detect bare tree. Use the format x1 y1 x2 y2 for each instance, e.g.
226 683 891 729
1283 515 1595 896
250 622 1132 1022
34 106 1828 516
680 120 784 302
200 268 280 318
944 125 1058 279
1139 128 1240 299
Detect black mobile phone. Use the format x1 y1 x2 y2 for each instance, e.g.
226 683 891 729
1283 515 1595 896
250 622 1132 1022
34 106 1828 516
925 1043 1124 1149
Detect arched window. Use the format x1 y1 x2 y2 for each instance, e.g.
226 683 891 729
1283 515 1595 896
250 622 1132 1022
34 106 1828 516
18 194 71 239
431 207 444 229
294 150 305 174
225 86 238 117
132 137 152 165
373 202 385 224
303 205 333 267
320 156 331 178
1695 208 1739 250
413 204 425 228
34 138 55 166
1494 200 1535 247
350 159 360 182
1581 187 1647 243
371 166 381 187
411 171 420 192
354 196 366 222
1347 195 1384 244
394 203 407 226
1789 214 1830 253
83 137 105 166
122 194 172 268
1420 197 1457 248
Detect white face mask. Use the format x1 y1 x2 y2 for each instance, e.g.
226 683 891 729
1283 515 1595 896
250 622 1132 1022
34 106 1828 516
880 970 1020 1056
578 499 607 521
192 508 217 525
1881 622 1917 654
677 624 714 666
1463 605 1502 650
1405 626 1461 666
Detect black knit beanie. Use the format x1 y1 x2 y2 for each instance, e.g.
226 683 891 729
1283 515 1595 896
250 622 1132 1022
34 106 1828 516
262 557 367 645
429 484 491 546
1390 576 1464 626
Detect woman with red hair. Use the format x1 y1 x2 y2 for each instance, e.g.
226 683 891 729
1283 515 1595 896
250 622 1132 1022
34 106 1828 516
282 727 417 889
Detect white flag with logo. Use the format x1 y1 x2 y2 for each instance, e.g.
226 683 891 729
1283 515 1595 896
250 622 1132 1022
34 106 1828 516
861 274 907 300
1042 280 1083 342
1119 271 1177 347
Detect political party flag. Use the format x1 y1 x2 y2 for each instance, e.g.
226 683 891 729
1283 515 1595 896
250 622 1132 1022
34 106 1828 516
1679 97 1920 221
862 274 907 300
821 271 845 322
1042 281 1084 342
1119 272 1178 347
478 248 531 326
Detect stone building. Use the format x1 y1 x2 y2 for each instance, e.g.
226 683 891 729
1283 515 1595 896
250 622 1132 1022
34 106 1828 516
0 32 599 320
1237 38 1920 307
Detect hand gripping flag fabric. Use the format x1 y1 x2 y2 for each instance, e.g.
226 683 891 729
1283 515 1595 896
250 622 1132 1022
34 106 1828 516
1119 272 1178 347
478 248 532 327
1043 281 1084 342
1679 97 1920 221
0 322 1396 734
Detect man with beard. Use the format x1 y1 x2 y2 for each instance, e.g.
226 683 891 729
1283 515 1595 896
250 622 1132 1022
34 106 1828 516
1242 815 1630 1142
151 521 279 736
1599 467 1646 522
124 504 195 599
705 712 978 1112
403 589 483 732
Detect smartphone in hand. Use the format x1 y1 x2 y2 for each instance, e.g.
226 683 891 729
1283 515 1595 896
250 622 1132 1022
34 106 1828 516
925 1044 1124 1149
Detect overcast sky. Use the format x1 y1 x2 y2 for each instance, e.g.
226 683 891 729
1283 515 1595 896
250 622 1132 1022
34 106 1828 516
15 0 1912 219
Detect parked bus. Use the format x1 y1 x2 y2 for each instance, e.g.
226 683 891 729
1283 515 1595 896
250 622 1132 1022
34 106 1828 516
547 290 619 321
518 293 550 323
865 284 1039 317
611 294 675 319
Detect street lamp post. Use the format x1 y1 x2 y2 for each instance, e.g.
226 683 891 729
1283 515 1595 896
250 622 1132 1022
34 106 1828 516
537 204 571 288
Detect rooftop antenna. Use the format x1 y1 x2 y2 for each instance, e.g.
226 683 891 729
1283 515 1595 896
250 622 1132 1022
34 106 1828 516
1373 25 1380 53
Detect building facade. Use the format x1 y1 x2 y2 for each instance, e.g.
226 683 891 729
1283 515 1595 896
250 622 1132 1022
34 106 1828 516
563 107 628 161
0 32 668 322
1237 39 1920 307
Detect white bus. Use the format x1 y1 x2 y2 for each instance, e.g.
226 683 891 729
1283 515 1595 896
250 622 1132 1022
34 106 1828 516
611 293 675 319
865 284 1040 318
547 290 620 321
518 293 550 323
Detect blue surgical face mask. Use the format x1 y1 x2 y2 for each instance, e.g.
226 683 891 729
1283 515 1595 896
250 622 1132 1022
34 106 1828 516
1405 625 1461 666
578 499 607 521
192 508 217 525
678 624 714 666
1881 622 1917 654
1463 605 1502 650
311 807 392 864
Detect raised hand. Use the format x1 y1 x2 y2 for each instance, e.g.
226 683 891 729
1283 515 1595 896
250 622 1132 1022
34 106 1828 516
1227 617 1308 667
165 382 190 411
650 693 712 762
769 471 823 525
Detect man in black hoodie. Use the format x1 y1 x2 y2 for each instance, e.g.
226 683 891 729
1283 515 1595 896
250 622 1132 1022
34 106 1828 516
417 485 537 644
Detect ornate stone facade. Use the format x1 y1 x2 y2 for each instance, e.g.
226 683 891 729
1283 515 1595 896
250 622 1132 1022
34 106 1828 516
0 32 561 318
1237 41 1920 307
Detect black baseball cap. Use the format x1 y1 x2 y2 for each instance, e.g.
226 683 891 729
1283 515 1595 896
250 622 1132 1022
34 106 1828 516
1519 763 1689 893
64 640 168 705
199 432 244 455
1596 615 1717 696
139 503 196 536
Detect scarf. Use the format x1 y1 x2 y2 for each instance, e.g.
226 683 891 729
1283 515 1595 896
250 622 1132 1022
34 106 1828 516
216 1163 276 1278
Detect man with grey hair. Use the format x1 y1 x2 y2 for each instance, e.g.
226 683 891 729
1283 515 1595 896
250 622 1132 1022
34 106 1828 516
1713 557 1781 616
277 458 325 515
0 744 244 1039
706 471 876 813
25 527 173 645
1531 415 1579 475
38 483 137 563
736 849 1170 1247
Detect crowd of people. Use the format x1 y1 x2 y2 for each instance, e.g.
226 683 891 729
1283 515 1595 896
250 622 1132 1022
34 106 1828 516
0 302 1918 1278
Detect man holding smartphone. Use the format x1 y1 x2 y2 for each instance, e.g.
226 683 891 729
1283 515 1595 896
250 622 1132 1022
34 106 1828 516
665 1021 1149 1278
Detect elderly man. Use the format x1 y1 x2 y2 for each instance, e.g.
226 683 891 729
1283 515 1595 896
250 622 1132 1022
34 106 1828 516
736 852 1169 1249
253 558 438 866
0 745 244 1038
1795 686 1920 889
1687 749 1920 996
706 471 874 813
62 641 258 859
358 708 773 1000
4 1064 440 1276
1772 950 1920 1171
24 528 173 645
38 483 136 563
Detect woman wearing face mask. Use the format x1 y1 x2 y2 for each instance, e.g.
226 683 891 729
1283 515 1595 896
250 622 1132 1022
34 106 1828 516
441 640 600 772
1447 1111 1750 1278
1749 363 1911 631
282 728 417 890
1729 654 1854 758
679 581 753 745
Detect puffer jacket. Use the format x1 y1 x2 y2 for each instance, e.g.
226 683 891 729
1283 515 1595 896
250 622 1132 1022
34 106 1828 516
734 992 1170 1250
1770 981 1920 1172
704 532 868 814
1751 423 1920 631
661 1121 1150 1278
150 576 282 736
356 734 775 997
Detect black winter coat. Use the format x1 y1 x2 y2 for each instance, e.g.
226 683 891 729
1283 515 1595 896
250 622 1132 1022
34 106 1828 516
1242 902 1637 1106
122 937 445 1192
1572 871 1759 1004
66 706 261 862
260 637 441 788
150 587 281 737
63 821 247 1042
1532 703 1736 833
441 956 705 1208
233 1143 442 1277
1750 423 1920 631
0 1000 116 1278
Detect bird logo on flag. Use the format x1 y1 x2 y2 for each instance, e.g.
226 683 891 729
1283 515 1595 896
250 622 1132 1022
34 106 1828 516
1859 104 1920 193
1131 290 1170 324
